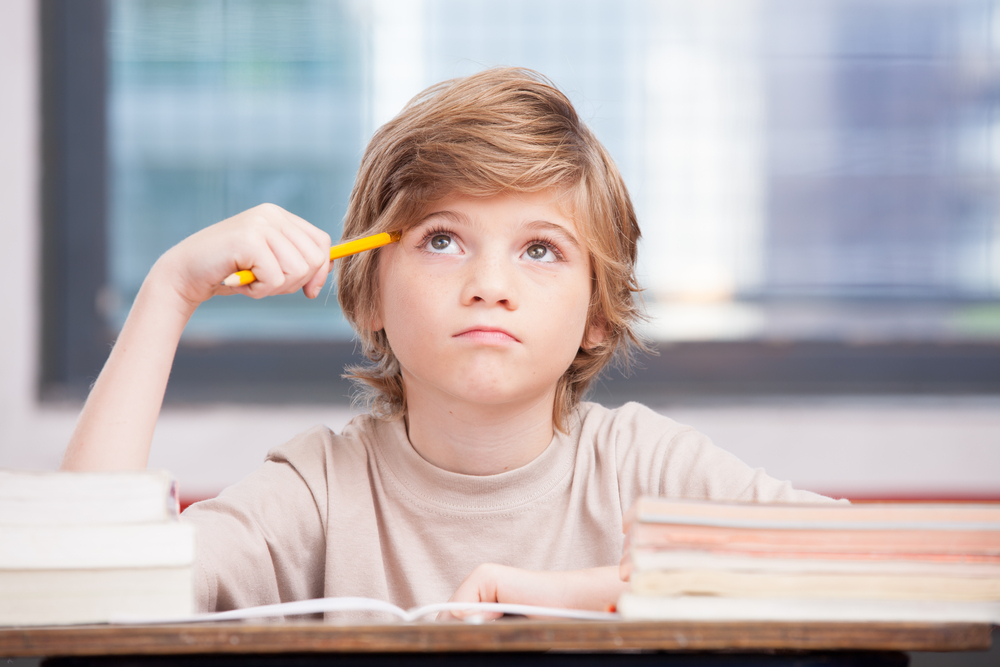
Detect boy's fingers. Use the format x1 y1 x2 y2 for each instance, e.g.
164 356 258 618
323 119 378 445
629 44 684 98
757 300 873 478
302 267 330 299
264 230 314 293
232 247 285 298
448 564 498 604
229 227 309 298
276 219 332 298
280 207 333 253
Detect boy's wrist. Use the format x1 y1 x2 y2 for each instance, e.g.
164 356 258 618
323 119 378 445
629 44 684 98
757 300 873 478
138 261 204 322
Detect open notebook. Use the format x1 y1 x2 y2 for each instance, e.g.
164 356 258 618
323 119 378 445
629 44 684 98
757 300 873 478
111 597 620 624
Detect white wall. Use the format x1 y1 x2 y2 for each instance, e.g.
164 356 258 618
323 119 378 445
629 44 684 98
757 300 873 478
1 0 997 502
655 396 1000 500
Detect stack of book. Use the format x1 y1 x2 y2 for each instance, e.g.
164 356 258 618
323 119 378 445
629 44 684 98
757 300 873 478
0 470 195 626
617 497 1000 623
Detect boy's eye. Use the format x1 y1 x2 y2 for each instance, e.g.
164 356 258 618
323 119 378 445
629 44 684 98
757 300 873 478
423 232 460 254
524 243 556 263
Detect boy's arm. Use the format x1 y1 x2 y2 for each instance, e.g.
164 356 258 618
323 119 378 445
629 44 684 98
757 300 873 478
61 204 332 472
445 564 626 618
61 275 197 470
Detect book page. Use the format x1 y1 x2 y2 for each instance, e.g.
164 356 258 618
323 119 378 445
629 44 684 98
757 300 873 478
111 596 619 624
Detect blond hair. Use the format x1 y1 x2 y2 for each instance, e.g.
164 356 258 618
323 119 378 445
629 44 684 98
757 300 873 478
336 68 647 429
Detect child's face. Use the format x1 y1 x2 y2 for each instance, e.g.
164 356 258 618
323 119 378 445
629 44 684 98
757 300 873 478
375 189 596 413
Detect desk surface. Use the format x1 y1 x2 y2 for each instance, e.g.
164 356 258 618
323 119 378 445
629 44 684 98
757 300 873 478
0 620 992 657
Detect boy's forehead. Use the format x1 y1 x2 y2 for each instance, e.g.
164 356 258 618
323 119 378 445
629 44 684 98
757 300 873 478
409 189 583 230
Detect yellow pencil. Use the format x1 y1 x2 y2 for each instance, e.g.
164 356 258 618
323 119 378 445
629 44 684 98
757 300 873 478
221 231 401 287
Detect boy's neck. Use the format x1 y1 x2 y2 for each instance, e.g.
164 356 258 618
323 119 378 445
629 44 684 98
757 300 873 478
402 384 558 476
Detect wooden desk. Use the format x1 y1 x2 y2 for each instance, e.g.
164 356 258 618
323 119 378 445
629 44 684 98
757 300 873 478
0 620 991 664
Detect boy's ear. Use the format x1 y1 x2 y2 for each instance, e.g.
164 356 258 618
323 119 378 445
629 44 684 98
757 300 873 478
582 316 607 350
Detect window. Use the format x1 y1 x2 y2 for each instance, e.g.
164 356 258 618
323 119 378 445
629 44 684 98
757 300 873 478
42 0 1000 403
108 0 364 342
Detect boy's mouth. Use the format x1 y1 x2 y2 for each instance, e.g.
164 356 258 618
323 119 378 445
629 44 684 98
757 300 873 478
453 327 520 343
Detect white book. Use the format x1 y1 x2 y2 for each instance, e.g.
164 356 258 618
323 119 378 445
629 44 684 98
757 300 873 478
616 593 1000 624
0 469 178 526
0 567 194 626
0 522 196 570
628 569 1000 602
0 469 196 627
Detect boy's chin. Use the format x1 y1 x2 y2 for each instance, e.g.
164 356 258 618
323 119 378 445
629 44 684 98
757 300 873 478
401 361 569 410
440 382 559 411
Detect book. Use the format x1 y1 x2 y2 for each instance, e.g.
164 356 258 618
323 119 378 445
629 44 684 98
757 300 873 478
111 597 620 624
624 497 1000 532
622 547 1000 580
0 469 195 627
627 523 1000 555
617 497 1000 623
0 469 179 525
628 569 1000 601
3 568 194 626
0 523 195 570
625 498 1000 556
616 593 1000 623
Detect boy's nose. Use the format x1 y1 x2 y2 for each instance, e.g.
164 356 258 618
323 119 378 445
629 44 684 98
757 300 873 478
460 252 519 310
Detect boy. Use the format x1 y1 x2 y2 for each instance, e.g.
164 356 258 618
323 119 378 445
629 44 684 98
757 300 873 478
62 68 834 616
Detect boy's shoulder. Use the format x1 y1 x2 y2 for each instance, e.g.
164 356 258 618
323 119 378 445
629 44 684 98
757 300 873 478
574 400 715 464
263 413 397 468
577 400 697 440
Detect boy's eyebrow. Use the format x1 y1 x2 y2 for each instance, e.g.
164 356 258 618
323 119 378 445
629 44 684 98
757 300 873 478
417 209 467 226
523 220 582 251
414 210 583 252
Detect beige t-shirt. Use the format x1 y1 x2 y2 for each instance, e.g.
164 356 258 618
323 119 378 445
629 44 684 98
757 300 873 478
182 401 836 613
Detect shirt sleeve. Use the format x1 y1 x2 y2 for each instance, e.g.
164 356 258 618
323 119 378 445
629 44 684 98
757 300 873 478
180 427 330 612
610 402 844 511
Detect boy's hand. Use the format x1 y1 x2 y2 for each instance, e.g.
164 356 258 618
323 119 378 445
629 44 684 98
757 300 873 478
153 203 333 311
443 564 626 621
